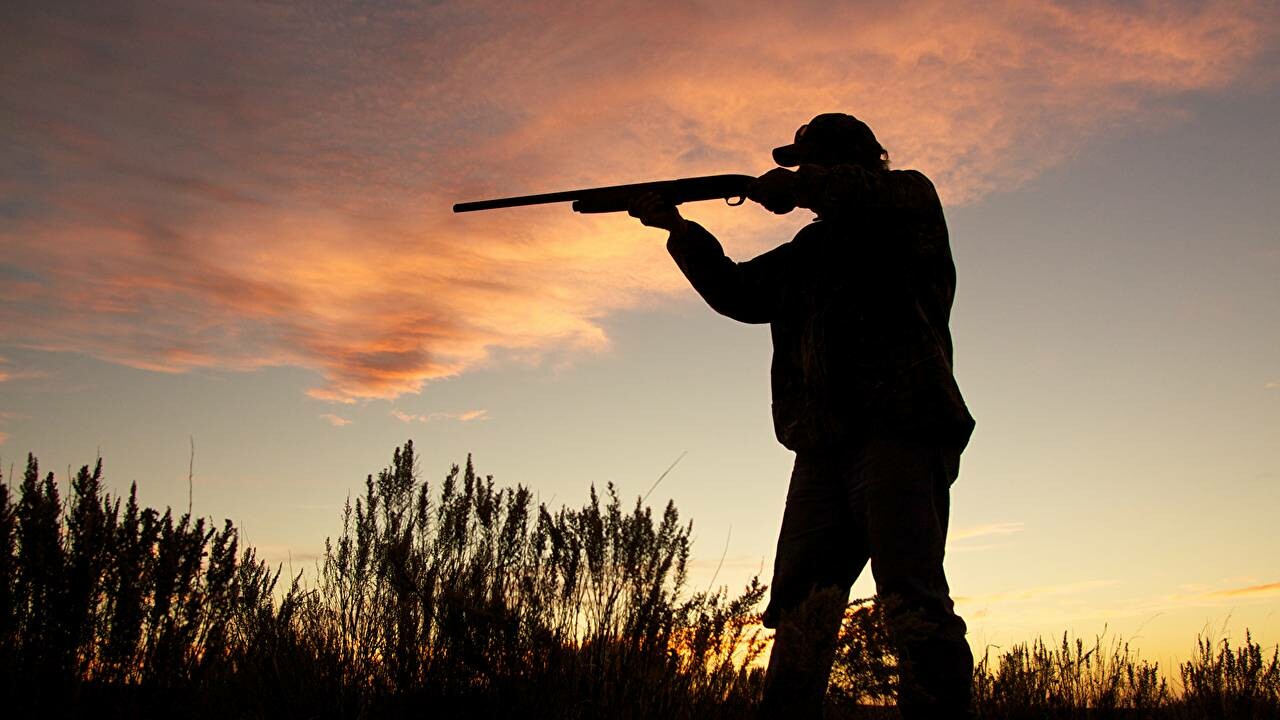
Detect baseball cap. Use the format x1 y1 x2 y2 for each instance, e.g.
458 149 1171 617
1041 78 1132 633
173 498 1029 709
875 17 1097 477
772 113 884 167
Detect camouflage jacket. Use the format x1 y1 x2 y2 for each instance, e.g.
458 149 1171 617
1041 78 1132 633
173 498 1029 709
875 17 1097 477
666 165 975 452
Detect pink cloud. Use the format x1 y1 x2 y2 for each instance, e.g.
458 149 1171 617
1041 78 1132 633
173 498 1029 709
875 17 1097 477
319 413 352 427
2 1 1275 400
391 409 489 424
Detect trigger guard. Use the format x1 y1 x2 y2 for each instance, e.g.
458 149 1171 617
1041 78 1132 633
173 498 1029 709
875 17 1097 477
726 196 746 206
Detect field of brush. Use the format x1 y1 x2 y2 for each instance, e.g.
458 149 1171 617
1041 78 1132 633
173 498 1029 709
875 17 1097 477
1 442 1276 719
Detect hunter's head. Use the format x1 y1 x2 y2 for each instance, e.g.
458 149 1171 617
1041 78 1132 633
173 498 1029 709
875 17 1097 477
772 113 889 171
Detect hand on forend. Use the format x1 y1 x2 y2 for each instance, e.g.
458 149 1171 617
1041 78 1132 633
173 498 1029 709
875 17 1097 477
628 192 688 233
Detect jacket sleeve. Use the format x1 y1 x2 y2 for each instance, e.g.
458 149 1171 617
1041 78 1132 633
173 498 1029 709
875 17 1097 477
666 221 792 325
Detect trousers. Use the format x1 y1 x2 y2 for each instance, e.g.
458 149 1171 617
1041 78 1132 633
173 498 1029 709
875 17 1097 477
758 437 973 719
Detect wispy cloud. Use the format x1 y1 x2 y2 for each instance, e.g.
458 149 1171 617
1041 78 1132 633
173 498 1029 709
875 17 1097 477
319 413 352 427
1203 581 1280 599
959 575 1280 632
391 409 489 424
956 579 1118 606
947 521 1024 552
253 544 323 566
952 521 1025 542
0 410 17 445
3 1 1275 400
1010 578 1280 623
1265 381 1279 390
0 357 44 384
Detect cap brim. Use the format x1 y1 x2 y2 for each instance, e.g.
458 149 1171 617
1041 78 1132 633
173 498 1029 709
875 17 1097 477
772 143 807 167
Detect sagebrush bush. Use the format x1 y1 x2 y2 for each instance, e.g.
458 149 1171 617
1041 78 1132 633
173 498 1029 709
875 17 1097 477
1180 631 1280 720
0 444 766 719
293 442 768 719
969 632 1170 719
0 455 280 717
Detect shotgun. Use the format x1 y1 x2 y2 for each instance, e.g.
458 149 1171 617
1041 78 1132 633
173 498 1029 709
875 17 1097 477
453 173 755 214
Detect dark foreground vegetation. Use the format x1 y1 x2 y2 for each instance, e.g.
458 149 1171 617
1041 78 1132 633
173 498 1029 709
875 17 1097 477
0 443 1276 719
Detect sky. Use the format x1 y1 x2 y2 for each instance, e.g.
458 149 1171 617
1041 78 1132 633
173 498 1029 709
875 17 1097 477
2 0 1278 670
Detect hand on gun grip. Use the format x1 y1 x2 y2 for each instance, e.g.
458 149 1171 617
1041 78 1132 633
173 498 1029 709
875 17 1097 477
748 168 798 215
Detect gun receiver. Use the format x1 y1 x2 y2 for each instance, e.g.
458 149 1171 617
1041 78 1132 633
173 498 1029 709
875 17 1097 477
453 173 755 214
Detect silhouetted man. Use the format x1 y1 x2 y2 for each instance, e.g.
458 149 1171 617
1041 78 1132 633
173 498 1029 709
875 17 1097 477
629 113 976 719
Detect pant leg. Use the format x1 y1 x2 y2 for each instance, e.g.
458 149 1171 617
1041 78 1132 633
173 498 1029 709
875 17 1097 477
759 450 869 719
862 438 973 719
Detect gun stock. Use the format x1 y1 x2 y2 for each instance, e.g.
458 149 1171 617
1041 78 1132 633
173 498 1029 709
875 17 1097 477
453 174 755 214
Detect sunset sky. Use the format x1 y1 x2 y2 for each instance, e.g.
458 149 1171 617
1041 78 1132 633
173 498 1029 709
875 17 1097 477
2 0 1278 668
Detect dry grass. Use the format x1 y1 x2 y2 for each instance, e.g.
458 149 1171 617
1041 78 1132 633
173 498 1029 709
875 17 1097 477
0 442 1275 719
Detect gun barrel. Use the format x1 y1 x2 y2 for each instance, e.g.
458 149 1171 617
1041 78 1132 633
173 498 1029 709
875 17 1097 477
452 189 584 213
453 174 755 214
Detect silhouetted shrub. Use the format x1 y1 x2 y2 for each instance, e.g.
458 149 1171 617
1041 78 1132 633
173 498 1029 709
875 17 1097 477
1180 631 1280 720
969 631 1169 719
293 442 767 718
826 596 911 710
0 444 766 719
0 455 279 717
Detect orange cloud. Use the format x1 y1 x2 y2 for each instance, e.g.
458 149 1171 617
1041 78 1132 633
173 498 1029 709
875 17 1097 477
1205 581 1280 599
2 1 1276 400
319 414 352 427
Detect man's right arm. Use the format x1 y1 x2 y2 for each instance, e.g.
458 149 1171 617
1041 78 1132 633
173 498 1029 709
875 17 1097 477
628 191 790 324
666 221 790 325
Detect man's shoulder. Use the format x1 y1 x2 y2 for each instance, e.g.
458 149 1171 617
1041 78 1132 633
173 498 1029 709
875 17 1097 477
885 169 942 211
889 168 937 190
785 220 831 250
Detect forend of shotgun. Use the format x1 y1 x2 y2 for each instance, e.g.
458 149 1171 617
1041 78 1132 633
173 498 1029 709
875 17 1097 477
452 173 755 214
